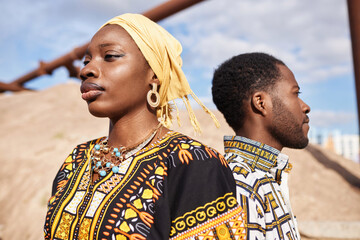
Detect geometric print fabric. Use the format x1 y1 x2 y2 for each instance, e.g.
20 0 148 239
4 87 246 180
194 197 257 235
224 135 301 240
44 132 246 239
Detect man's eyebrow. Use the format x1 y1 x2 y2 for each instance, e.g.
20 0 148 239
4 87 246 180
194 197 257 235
292 85 300 90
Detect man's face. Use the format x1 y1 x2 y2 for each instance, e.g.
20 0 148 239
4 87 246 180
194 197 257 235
269 65 311 149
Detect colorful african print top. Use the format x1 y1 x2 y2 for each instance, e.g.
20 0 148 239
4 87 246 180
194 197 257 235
224 136 300 240
44 131 246 240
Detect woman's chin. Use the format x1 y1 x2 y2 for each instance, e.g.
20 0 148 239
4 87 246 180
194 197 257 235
87 106 109 118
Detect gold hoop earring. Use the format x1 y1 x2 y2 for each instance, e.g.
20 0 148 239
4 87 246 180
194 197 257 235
147 83 160 108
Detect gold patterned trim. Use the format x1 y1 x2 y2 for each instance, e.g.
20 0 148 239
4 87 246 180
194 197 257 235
224 139 278 170
170 193 240 239
171 205 243 240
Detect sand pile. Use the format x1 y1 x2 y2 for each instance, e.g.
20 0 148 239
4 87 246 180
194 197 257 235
0 82 359 240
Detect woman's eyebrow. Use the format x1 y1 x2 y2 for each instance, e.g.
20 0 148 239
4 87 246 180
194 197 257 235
99 43 117 48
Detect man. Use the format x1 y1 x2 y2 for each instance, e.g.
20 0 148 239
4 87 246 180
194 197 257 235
212 52 310 239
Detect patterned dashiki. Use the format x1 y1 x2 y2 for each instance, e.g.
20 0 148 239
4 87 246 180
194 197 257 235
44 131 246 240
224 136 300 240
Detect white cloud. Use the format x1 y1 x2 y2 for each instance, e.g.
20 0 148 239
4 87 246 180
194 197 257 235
1 0 351 84
161 0 352 84
309 110 357 128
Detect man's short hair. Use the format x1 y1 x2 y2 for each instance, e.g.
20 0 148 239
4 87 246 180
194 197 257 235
212 52 285 131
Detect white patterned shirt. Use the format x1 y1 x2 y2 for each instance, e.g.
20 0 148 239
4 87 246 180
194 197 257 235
224 136 300 240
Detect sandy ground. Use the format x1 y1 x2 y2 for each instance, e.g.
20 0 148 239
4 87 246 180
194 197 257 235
0 82 359 240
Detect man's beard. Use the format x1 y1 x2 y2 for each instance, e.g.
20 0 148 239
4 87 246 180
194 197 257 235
269 97 309 149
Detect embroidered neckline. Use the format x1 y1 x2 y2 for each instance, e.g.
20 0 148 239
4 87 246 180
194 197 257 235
89 130 177 168
224 135 282 172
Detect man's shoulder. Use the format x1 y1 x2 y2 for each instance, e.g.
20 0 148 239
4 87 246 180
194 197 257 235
225 153 267 188
226 154 257 181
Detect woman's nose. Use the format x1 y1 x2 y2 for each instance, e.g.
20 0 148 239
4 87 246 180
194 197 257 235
79 62 99 81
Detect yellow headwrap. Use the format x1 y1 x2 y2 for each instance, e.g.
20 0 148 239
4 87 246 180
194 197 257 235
100 13 219 133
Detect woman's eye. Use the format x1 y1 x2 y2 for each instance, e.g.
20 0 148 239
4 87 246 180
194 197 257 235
105 54 124 60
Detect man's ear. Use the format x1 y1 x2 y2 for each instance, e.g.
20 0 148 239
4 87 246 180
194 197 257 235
251 91 272 116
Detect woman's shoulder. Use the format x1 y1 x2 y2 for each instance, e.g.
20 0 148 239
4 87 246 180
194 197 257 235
165 131 216 149
164 131 228 167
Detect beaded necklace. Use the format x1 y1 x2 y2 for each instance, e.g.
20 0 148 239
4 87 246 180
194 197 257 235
91 123 162 177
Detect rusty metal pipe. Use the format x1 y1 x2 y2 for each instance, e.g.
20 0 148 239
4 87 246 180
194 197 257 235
12 44 88 86
0 0 204 93
0 82 28 91
143 0 204 22
347 0 360 134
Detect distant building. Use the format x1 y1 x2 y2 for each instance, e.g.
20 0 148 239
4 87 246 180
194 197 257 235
309 128 359 163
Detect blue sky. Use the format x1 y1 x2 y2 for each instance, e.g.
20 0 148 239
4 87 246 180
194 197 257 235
1 0 357 134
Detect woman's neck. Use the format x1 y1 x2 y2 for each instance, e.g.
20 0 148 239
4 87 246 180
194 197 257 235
107 109 161 148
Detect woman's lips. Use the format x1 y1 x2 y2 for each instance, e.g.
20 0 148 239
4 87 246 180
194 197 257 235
80 82 104 101
81 90 103 101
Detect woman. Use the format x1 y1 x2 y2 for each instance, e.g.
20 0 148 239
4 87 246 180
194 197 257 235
44 13 244 240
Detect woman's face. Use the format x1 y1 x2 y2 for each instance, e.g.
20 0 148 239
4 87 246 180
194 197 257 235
80 24 154 120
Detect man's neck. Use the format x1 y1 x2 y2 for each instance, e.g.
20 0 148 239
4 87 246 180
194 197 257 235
223 135 283 172
234 129 283 151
